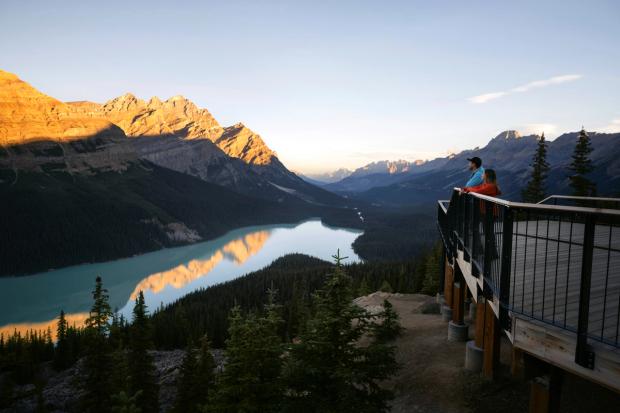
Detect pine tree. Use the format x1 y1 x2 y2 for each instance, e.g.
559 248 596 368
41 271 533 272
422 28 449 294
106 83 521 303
111 391 141 413
175 335 214 412
373 299 403 342
421 244 441 295
568 128 596 197
53 310 70 370
522 132 550 203
379 280 393 293
174 341 198 412
208 293 284 413
283 251 398 413
358 277 372 296
195 335 215 405
81 276 114 413
127 291 159 413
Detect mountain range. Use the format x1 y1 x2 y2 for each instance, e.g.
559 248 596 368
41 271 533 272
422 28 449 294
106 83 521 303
318 130 620 206
0 70 355 276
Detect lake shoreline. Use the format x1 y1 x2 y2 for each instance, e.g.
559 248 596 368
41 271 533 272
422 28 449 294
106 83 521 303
0 220 363 331
3 212 365 278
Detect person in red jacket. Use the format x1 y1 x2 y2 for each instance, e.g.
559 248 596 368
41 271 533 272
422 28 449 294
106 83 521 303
460 168 501 259
461 169 501 197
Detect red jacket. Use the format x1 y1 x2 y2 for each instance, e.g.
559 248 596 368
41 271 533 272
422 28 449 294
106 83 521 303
463 183 501 197
462 183 502 216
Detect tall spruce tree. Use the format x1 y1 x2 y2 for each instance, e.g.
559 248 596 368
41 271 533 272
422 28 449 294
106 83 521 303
174 335 214 412
127 291 159 413
283 251 398 413
81 276 114 413
522 132 550 203
195 335 215 405
174 340 199 413
372 299 403 343
208 292 284 413
569 128 596 196
53 310 70 370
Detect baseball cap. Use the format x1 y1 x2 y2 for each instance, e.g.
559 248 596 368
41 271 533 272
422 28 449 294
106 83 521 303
467 157 482 168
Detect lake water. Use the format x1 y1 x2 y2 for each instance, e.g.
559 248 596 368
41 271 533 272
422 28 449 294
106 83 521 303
0 219 362 339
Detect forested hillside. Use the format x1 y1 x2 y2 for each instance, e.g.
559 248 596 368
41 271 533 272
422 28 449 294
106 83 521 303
0 249 443 412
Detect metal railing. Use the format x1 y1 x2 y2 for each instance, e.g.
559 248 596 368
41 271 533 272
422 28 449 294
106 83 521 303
437 189 620 369
538 195 620 210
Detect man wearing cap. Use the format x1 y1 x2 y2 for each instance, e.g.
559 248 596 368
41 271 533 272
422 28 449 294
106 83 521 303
465 157 485 187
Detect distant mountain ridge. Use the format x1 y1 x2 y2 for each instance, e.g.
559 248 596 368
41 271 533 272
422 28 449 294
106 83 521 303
303 168 353 184
0 70 356 276
324 129 620 205
0 69 342 206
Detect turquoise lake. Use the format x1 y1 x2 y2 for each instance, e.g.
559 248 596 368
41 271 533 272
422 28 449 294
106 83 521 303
0 219 362 338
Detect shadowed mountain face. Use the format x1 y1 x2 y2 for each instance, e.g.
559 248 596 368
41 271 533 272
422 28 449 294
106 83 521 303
0 70 358 276
0 69 343 205
65 90 343 205
332 130 620 206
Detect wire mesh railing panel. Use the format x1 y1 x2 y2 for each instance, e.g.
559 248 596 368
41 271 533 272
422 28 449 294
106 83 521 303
588 218 620 346
437 189 620 353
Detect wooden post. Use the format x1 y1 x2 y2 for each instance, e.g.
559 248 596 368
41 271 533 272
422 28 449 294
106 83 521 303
475 296 485 348
453 281 464 324
528 368 563 413
444 263 454 307
511 347 524 379
482 300 500 379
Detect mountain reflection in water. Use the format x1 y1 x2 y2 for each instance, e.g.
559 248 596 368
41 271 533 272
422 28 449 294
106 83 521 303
0 220 362 340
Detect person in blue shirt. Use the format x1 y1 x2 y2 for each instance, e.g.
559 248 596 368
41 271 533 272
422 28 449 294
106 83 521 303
465 156 485 187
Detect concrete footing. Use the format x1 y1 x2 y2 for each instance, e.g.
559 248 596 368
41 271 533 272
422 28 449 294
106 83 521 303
465 340 483 372
469 301 477 321
441 305 453 322
448 321 469 342
436 293 445 305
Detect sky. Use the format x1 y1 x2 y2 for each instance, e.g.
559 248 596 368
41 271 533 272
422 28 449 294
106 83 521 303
1 0 619 174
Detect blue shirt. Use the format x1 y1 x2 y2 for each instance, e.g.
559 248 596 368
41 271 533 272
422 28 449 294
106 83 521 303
465 166 485 187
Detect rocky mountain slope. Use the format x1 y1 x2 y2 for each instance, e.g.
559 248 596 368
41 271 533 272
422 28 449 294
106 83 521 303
0 70 355 276
0 70 135 174
65 91 342 205
338 130 620 206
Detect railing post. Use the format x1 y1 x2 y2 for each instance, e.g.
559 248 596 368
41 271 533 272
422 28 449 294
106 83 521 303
483 201 494 280
439 243 446 293
455 192 463 250
575 213 596 369
471 198 481 275
499 207 513 330
463 195 471 262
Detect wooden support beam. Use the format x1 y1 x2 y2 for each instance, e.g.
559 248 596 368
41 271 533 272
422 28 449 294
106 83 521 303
511 347 524 379
453 281 464 324
444 263 454 307
475 296 485 348
482 300 500 379
528 368 563 413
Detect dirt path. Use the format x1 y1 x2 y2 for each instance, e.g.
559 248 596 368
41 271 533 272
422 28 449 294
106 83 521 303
356 292 620 413
356 292 471 413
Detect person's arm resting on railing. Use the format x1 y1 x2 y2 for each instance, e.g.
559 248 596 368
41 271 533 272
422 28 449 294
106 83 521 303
462 183 501 196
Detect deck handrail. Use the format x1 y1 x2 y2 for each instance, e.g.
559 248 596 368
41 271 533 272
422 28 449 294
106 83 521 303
450 188 620 216
538 194 620 204
438 189 620 370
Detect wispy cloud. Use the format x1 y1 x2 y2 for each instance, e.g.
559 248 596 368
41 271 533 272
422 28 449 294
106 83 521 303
598 118 620 133
519 123 559 137
468 74 583 104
